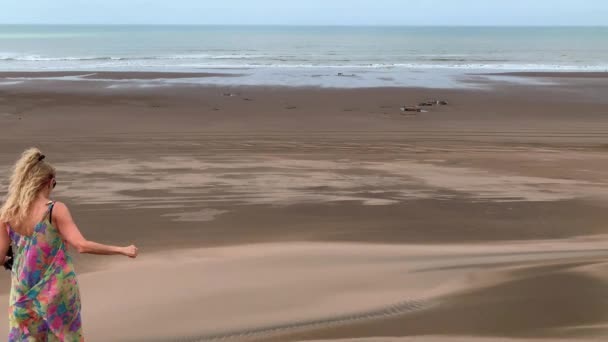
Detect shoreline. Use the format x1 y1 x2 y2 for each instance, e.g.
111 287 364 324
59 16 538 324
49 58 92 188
2 69 608 90
0 70 241 80
481 71 608 78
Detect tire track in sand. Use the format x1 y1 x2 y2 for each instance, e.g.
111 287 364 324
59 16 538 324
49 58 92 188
172 298 437 342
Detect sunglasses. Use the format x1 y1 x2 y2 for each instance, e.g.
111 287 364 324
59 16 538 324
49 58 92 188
51 178 57 189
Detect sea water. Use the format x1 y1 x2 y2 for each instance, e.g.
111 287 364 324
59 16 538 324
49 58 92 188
1 25 606 87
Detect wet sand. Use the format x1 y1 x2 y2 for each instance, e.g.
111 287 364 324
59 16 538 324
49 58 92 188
0 72 607 341
0 71 239 80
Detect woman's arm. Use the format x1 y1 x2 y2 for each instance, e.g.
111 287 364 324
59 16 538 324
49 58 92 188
53 202 138 258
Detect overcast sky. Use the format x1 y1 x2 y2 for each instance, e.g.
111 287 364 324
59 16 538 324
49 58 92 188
1 0 607 26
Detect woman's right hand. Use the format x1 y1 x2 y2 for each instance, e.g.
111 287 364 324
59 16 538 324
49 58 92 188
121 245 139 258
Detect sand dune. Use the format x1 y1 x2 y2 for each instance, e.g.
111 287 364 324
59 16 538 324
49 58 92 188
1 240 606 341
1 74 608 341
303 338 606 342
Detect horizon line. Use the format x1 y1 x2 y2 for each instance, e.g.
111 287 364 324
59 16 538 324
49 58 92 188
1 23 607 27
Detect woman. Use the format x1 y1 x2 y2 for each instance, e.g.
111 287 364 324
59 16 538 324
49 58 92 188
0 148 138 341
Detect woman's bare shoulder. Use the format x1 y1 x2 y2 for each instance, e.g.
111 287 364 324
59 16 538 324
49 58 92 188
52 201 72 218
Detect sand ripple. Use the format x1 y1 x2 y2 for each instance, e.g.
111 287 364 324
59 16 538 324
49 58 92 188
39 156 607 222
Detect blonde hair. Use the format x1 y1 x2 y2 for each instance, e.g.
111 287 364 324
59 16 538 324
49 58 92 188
0 148 56 226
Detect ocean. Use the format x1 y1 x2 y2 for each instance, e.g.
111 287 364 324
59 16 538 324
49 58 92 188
1 25 607 87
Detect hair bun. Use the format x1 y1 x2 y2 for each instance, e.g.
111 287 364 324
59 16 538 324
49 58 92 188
38 154 46 162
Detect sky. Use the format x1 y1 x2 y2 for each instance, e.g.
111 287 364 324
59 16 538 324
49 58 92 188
1 0 607 26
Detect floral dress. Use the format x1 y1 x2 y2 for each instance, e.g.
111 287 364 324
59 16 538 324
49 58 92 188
6 201 84 341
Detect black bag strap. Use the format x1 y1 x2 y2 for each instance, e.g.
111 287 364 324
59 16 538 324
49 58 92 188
46 200 56 224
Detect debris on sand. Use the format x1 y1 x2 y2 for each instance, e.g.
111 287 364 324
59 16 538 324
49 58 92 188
418 99 449 106
222 93 238 97
400 106 422 112
394 99 448 117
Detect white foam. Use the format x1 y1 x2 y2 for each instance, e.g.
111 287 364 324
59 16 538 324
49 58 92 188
1 49 608 72
164 54 268 60
0 81 23 86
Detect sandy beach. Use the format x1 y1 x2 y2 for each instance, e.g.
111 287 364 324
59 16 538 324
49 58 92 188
0 71 607 341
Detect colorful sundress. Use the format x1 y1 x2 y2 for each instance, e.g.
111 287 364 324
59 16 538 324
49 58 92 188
5 200 84 341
